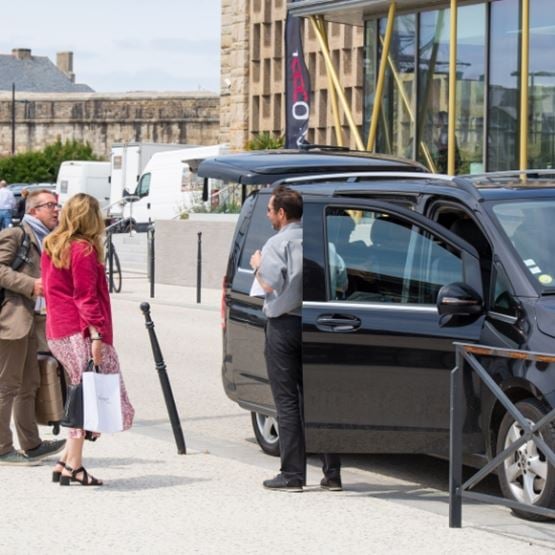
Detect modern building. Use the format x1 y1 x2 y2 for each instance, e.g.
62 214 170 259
221 0 555 174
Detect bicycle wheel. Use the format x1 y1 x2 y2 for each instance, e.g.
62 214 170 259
105 247 122 293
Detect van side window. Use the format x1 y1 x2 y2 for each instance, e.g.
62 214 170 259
325 208 463 304
491 265 519 317
238 194 274 270
136 173 151 197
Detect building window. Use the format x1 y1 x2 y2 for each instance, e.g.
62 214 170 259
488 0 519 171
377 14 416 160
528 0 555 169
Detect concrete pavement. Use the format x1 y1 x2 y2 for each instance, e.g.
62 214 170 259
1 278 554 553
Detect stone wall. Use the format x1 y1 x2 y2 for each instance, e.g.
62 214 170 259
0 91 220 159
155 216 239 289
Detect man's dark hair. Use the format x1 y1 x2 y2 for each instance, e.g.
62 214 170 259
271 185 302 220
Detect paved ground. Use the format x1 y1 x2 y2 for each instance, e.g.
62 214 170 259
1 277 554 553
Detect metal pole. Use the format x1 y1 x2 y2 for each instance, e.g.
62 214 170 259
149 222 155 299
367 1 396 152
448 0 458 176
140 302 186 454
196 231 202 304
309 16 365 150
11 83 15 155
315 15 344 147
107 230 114 293
519 0 530 173
449 347 464 528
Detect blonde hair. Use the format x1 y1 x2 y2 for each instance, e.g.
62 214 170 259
44 193 105 268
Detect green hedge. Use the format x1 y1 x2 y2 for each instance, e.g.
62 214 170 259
0 139 101 183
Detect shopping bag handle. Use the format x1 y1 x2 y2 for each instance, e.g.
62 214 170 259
85 360 101 373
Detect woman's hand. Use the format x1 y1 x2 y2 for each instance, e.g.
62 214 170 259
91 339 104 366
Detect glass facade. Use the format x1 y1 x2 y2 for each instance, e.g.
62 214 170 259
363 0 555 173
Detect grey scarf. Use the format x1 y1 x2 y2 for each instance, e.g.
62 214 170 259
22 214 51 250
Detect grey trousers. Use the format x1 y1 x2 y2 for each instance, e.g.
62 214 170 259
0 321 41 455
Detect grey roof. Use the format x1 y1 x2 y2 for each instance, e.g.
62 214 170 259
0 54 93 93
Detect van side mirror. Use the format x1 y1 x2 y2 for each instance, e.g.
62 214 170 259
437 282 483 327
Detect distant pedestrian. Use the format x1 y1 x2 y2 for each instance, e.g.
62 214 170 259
42 193 134 486
0 180 16 229
0 188 66 465
250 185 342 492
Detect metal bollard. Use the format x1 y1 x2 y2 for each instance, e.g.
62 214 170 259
196 231 202 304
107 229 114 294
140 302 186 454
147 222 155 299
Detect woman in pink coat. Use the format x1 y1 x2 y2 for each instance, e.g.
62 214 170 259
42 193 134 486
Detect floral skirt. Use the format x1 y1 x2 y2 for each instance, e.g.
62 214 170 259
48 333 134 439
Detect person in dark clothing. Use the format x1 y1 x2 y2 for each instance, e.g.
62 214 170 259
250 185 342 492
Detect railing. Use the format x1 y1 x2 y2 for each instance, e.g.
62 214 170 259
450 342 555 527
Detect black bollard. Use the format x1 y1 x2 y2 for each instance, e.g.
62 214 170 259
196 231 202 304
107 230 114 293
140 302 186 454
147 222 155 299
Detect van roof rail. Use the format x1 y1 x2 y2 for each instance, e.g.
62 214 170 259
280 171 456 185
461 169 555 182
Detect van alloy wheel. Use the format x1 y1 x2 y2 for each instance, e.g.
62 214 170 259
496 398 555 520
251 412 280 457
502 418 547 505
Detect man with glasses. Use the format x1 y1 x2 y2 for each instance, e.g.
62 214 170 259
0 189 65 465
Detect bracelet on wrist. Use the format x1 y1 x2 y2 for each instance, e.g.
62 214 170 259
91 337 102 341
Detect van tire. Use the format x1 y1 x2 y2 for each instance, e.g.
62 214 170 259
251 412 280 457
496 398 555 521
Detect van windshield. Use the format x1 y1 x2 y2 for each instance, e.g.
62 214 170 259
492 199 555 291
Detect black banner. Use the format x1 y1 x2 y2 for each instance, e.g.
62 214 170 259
285 9 311 148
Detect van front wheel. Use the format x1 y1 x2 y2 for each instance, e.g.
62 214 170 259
497 398 555 520
251 412 280 457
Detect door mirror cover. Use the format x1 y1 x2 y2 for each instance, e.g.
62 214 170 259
437 282 484 328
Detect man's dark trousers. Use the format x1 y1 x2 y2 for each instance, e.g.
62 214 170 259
265 314 340 483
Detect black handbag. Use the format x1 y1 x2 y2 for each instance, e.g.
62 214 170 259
60 380 83 429
60 360 95 429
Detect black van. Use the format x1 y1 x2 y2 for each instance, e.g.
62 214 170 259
199 151 555 516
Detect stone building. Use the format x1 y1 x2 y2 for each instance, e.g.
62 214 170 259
0 48 220 159
219 0 365 150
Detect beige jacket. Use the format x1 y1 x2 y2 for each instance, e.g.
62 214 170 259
0 223 40 340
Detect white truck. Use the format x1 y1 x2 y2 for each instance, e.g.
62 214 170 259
108 142 191 218
56 161 112 211
123 144 227 229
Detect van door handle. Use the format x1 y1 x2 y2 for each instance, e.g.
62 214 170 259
315 314 361 332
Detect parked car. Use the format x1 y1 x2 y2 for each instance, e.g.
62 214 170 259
199 150 555 519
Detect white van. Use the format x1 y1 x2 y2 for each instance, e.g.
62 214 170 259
56 161 111 211
124 144 227 228
108 142 189 217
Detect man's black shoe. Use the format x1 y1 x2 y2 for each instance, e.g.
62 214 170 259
320 476 343 491
263 474 303 492
24 439 66 460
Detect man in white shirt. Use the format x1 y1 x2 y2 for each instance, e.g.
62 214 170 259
0 181 15 230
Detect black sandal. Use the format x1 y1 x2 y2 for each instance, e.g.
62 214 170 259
52 460 66 483
59 465 103 486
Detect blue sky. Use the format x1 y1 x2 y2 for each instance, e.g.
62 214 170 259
0 0 221 92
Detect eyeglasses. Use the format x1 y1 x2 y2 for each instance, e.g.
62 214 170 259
34 202 61 210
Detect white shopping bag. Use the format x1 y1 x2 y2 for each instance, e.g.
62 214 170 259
83 366 123 433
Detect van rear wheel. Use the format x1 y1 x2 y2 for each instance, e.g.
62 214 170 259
251 412 280 457
496 398 555 521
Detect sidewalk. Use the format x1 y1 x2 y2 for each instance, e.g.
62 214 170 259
1 279 553 553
